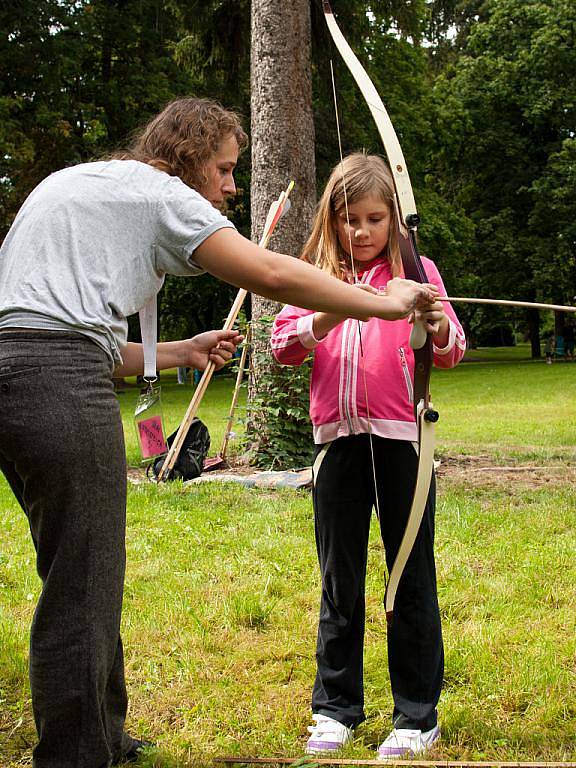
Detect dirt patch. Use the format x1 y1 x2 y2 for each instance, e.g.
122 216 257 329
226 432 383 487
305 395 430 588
436 453 575 490
127 455 255 486
129 454 574 491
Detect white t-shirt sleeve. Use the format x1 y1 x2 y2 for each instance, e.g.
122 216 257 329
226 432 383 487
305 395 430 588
155 177 235 276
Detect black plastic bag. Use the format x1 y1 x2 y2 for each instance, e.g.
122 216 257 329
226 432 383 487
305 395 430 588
150 418 211 481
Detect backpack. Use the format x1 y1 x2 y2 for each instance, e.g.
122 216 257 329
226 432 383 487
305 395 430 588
150 418 211 481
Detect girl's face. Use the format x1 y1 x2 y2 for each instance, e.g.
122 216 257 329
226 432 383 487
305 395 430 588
198 133 239 209
334 194 392 265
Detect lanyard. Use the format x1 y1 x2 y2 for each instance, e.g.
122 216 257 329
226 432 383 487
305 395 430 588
139 296 157 382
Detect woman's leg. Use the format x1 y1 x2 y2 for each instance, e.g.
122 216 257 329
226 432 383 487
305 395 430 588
0 332 129 768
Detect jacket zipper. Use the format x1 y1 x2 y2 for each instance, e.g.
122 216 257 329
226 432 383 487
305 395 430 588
399 347 414 404
343 320 356 432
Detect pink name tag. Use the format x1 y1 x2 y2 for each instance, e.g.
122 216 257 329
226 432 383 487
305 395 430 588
137 416 167 458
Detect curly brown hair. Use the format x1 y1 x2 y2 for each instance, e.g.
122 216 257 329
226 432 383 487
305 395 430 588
111 98 248 191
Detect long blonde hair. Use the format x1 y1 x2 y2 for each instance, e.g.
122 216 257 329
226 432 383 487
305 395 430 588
301 153 401 280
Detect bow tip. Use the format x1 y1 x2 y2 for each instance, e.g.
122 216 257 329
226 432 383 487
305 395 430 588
322 0 334 15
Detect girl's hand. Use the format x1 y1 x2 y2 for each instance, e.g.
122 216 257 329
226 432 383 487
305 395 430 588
383 278 439 317
410 301 446 334
183 330 243 371
410 301 450 345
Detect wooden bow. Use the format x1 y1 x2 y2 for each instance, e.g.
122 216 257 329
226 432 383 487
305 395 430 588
323 1 438 623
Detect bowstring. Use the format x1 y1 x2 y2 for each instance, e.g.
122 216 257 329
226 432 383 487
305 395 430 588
329 60 382 531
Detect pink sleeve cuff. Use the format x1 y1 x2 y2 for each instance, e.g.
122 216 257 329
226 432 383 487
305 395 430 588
297 314 322 349
433 318 459 355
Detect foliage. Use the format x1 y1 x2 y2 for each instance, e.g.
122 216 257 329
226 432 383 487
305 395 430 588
2 0 572 354
247 316 314 470
0 0 193 231
429 0 576 348
529 137 576 305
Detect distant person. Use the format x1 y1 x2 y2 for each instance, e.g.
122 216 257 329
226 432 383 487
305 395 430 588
0 100 437 768
563 320 574 361
544 333 554 364
271 153 465 761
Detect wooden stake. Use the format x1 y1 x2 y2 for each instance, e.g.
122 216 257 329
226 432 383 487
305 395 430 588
219 323 251 462
216 758 576 767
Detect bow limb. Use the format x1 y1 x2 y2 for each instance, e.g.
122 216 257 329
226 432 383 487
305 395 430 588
323 1 437 623
322 1 416 229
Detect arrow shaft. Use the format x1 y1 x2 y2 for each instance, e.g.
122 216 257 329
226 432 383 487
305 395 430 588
440 297 576 313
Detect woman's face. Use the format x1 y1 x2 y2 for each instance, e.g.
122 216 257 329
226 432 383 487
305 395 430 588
198 133 239 209
334 194 392 265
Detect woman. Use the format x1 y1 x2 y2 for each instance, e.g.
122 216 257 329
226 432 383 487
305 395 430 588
0 99 437 768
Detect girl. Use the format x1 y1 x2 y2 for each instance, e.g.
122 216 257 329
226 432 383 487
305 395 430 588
0 102 435 768
271 153 466 760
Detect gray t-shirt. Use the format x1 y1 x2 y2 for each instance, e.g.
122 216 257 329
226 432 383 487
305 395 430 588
0 159 234 364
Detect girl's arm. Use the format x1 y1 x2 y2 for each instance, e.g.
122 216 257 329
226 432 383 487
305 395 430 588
414 259 467 368
114 330 242 377
194 229 437 321
271 306 316 366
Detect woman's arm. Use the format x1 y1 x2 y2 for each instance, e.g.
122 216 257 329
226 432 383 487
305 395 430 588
194 229 437 322
114 330 242 377
311 284 379 339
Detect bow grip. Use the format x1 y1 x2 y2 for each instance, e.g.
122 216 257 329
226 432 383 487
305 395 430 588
409 321 428 350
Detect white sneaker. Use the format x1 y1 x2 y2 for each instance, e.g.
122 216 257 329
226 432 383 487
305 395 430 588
377 725 440 761
306 714 353 754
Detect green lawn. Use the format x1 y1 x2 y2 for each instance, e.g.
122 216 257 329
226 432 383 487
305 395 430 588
1 349 575 767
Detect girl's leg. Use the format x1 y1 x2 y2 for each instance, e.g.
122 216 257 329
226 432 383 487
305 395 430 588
0 332 129 768
376 439 443 732
311 435 375 728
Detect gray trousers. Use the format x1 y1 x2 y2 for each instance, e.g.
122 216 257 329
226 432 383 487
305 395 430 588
0 330 131 768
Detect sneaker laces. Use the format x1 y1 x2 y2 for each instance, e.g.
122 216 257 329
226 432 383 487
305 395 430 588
380 726 439 753
307 714 344 738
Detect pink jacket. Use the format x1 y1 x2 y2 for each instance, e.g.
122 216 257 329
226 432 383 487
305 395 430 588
271 255 466 444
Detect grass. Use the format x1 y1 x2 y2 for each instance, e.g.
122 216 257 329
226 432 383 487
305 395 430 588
1 347 575 766
433 356 576 459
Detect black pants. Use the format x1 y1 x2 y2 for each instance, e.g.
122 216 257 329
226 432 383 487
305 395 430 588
311 434 443 730
0 331 132 768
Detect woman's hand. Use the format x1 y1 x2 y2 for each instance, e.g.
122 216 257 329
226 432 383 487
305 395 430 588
182 329 243 371
115 330 243 378
382 278 439 318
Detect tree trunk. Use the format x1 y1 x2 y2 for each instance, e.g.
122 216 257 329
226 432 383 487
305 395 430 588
248 0 316 463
